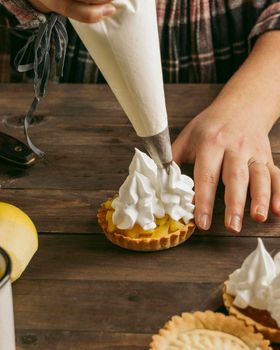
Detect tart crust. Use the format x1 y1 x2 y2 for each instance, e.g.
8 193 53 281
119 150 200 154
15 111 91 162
150 311 272 350
223 281 280 343
97 199 195 252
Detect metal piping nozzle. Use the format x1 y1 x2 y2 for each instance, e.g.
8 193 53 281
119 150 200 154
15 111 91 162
141 127 173 172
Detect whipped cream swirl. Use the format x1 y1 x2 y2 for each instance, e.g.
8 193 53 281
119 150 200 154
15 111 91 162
268 274 280 327
227 238 280 327
227 238 276 310
112 148 194 230
159 162 195 223
268 251 280 326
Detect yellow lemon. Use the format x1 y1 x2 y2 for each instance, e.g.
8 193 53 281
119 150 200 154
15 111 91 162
0 202 38 282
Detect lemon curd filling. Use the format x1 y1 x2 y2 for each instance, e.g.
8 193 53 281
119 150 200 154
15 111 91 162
103 199 186 239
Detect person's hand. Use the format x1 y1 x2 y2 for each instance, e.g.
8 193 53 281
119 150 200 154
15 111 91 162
28 0 116 23
172 104 280 233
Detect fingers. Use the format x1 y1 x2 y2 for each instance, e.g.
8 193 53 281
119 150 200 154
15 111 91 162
267 163 280 216
222 152 249 233
194 148 224 230
69 0 116 22
45 0 116 22
249 160 271 222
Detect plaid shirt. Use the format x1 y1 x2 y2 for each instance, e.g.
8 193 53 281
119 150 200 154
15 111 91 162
1 0 280 84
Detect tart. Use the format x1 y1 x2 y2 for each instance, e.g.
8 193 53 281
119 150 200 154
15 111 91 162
223 281 280 343
97 198 195 251
150 311 272 350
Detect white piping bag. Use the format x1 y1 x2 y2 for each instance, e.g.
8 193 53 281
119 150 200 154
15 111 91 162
70 0 172 169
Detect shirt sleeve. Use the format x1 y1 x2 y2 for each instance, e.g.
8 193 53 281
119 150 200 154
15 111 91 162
0 0 46 28
249 2 280 48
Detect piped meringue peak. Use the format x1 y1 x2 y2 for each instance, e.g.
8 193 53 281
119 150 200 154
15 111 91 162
227 238 280 327
112 148 194 231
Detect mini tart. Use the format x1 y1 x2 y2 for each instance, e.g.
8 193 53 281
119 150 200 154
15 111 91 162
150 311 272 350
97 198 195 252
223 281 280 343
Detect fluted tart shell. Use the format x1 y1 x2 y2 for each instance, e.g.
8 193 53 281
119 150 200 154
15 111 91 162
150 310 272 349
97 198 195 252
223 281 280 343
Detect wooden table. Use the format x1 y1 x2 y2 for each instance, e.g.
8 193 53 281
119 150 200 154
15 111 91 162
0 84 279 349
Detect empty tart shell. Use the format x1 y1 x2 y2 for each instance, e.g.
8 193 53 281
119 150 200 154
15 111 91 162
97 198 195 252
223 281 280 343
150 310 272 350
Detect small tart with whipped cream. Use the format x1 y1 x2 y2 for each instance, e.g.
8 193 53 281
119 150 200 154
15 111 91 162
223 285 280 343
98 148 196 251
223 238 280 343
98 198 195 251
150 311 271 350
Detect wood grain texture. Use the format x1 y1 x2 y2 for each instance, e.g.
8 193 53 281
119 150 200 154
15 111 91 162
0 84 221 117
13 235 280 349
15 331 280 350
18 235 280 283
0 150 280 191
14 280 217 333
0 84 279 349
0 188 279 236
16 331 151 350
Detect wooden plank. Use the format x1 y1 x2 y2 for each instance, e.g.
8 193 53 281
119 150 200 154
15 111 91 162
1 150 280 191
19 235 280 283
0 84 222 119
0 145 135 191
0 188 279 235
16 331 150 350
1 84 280 151
15 330 280 350
13 280 217 333
0 189 111 233
1 107 280 150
